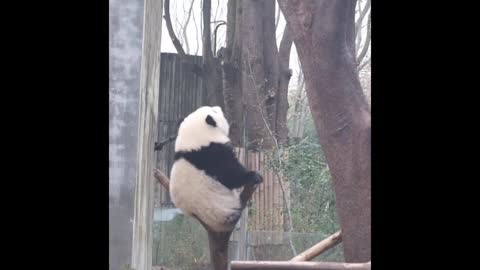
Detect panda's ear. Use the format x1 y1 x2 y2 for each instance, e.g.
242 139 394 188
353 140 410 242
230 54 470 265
206 115 217 127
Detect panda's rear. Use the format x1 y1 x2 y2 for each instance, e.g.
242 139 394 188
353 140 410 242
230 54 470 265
170 159 242 232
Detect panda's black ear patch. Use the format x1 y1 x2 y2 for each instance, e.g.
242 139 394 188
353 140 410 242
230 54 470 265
206 115 217 127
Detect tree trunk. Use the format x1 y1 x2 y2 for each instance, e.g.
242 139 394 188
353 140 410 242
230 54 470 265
279 0 371 262
276 25 293 145
202 0 225 108
240 0 274 150
222 0 244 146
262 0 280 135
223 0 291 150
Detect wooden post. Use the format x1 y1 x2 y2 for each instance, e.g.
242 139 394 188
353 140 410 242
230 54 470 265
231 261 371 270
237 208 249 260
109 0 144 269
131 1 163 270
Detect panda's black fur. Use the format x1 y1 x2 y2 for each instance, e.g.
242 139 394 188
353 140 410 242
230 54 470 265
174 142 262 190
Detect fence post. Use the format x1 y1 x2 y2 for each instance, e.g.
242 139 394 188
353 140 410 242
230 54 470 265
131 0 163 270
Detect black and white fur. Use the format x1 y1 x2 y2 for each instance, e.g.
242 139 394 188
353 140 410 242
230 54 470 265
169 106 262 232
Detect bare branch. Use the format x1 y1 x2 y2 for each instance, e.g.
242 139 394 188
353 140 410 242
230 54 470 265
355 21 363 54
200 0 204 43
174 16 184 45
355 0 370 34
182 0 195 54
275 2 281 31
278 24 293 70
203 0 214 61
164 0 186 57
213 0 221 23
192 1 200 55
358 55 370 72
356 13 371 65
290 231 342 262
276 23 293 144
291 69 306 138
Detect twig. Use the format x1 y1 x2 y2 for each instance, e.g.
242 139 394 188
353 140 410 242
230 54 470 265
358 56 370 72
356 13 371 65
164 0 186 57
154 135 177 151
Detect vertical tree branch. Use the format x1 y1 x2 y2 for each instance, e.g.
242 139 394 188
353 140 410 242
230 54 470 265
225 0 236 57
181 0 195 54
222 0 244 146
346 0 357 61
263 0 280 136
213 0 221 23
192 1 201 55
291 71 305 139
275 3 281 31
203 0 214 62
356 14 371 65
355 0 370 34
164 0 186 57
276 24 293 145
358 56 370 72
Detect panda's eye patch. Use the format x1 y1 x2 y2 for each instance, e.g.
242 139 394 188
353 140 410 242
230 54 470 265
206 115 217 127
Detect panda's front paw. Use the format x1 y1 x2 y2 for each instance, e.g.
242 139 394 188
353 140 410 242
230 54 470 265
247 171 263 184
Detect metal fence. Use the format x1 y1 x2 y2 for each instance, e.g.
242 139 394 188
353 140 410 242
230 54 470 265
155 53 205 207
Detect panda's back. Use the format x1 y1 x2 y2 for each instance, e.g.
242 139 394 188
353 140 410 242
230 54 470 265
169 159 241 231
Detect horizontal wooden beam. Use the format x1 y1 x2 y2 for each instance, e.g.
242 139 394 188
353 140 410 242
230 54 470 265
231 261 371 270
291 231 342 261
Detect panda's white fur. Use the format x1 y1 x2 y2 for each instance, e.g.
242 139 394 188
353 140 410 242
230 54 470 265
174 106 230 151
169 106 243 232
170 159 242 231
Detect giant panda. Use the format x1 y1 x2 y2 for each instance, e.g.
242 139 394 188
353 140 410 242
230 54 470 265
169 106 263 232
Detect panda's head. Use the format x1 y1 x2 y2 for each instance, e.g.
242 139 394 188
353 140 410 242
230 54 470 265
175 106 230 151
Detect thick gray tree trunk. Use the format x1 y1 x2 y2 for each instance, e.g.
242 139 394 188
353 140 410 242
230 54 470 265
279 0 371 262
